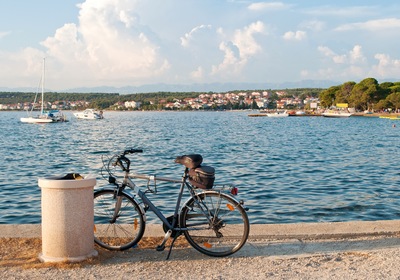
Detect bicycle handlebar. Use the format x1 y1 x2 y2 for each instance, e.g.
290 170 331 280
123 148 143 155
111 148 143 172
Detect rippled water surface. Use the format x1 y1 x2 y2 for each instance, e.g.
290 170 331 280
1 111 400 224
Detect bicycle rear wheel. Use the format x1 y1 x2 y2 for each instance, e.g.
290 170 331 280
94 189 145 250
180 191 249 257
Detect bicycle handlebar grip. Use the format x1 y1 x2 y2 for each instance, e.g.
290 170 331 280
124 148 143 154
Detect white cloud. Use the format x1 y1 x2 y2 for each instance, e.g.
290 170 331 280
332 55 346 64
180 25 212 48
304 44 379 81
0 47 46 86
373 53 400 77
335 18 400 31
211 21 265 77
248 2 291 11
283 30 306 41
0 31 11 39
233 21 265 57
42 24 85 63
191 66 204 79
318 45 366 65
38 0 170 87
305 6 376 17
211 41 241 76
300 20 325 32
317 46 335 57
349 45 366 64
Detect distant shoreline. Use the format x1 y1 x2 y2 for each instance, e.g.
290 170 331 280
248 112 400 118
4 109 400 119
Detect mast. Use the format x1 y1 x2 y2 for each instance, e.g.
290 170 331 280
41 58 45 114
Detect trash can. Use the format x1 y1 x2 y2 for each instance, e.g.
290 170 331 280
38 173 98 263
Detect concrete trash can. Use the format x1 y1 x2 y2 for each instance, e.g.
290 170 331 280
38 173 98 263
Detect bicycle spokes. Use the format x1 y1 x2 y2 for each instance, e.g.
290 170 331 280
181 191 249 257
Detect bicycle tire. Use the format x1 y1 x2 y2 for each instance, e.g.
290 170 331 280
94 189 145 250
180 191 249 257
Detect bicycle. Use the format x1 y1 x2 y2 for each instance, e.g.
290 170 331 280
93 148 250 259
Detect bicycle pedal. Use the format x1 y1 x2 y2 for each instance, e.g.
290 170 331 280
156 245 165 252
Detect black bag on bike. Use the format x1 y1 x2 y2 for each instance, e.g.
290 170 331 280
189 165 215 189
175 154 203 169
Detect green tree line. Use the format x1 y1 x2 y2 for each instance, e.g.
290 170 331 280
319 78 400 111
0 89 322 110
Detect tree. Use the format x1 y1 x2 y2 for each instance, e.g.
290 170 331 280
319 86 339 108
348 78 381 111
386 92 400 111
374 99 391 111
389 83 400 93
91 99 115 110
252 100 259 109
336 81 355 104
380 82 394 90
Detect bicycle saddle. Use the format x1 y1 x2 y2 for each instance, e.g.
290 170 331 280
175 154 203 169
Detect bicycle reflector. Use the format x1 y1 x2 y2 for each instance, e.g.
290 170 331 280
227 204 235 211
230 186 238 195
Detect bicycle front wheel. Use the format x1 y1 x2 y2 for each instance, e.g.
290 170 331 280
94 189 145 250
180 191 249 257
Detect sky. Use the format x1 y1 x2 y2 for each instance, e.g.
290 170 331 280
0 0 400 91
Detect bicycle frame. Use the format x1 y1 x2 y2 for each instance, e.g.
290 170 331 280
120 168 192 232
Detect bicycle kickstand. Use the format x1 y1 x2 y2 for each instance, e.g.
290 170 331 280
166 235 179 260
156 229 172 252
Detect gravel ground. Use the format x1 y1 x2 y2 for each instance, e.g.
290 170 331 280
2 235 400 279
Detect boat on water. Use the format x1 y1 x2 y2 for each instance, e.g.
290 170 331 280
74 109 104 120
322 110 353 118
20 110 67 123
288 110 307 116
266 110 289 118
20 58 67 124
322 103 353 118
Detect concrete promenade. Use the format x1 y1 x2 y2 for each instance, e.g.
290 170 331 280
2 220 400 279
3 220 400 264
2 220 400 240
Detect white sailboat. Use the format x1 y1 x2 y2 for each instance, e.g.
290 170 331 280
20 58 67 123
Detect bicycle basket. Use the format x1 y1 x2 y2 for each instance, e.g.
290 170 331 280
189 165 215 189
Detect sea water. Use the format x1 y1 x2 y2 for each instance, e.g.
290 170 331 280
1 110 400 224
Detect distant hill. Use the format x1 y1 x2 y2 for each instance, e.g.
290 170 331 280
0 80 338 94
61 80 338 94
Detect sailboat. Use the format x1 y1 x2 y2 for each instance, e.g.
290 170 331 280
20 58 67 123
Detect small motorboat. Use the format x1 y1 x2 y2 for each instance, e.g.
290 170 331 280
322 110 352 118
74 109 104 120
266 110 289 118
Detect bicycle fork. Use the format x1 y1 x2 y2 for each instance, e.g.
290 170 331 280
109 195 123 223
109 188 125 223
